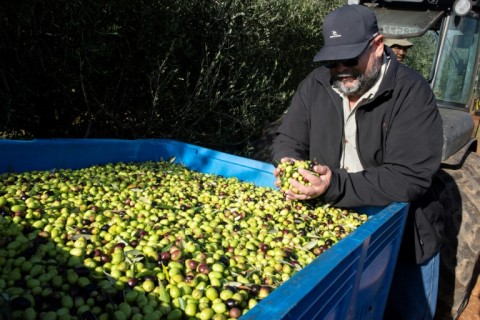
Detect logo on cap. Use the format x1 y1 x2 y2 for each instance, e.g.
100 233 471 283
330 31 342 39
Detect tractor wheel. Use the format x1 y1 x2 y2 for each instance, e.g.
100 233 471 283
435 151 480 319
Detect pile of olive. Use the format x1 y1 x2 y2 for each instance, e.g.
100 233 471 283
0 160 368 319
277 160 319 194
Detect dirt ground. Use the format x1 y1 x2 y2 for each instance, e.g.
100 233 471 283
457 275 480 320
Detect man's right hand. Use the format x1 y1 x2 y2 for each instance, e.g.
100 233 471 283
283 164 332 201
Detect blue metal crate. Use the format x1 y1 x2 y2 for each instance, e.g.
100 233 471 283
0 138 407 320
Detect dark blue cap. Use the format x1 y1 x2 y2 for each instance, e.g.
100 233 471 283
313 5 379 62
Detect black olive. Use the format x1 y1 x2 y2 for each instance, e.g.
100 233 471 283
142 275 156 282
226 298 238 308
13 279 27 288
81 311 97 320
127 277 138 288
74 266 90 276
83 283 100 295
10 296 32 310
219 256 230 267
250 284 260 296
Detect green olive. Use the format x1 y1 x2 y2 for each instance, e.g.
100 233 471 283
0 159 368 319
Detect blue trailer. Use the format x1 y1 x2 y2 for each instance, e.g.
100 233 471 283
0 138 407 319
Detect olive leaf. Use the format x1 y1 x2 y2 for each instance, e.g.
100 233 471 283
157 281 170 303
177 297 186 310
102 271 117 284
71 234 93 240
124 249 144 263
223 281 243 288
303 239 318 250
138 196 151 204
161 264 170 282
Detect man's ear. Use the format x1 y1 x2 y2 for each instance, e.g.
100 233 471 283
373 34 385 56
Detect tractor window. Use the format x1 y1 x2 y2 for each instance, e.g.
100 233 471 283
432 13 480 107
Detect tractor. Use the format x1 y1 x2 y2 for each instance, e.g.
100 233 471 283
253 0 480 318
353 1 480 318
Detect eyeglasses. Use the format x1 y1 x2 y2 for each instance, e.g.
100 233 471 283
323 56 362 69
322 38 375 69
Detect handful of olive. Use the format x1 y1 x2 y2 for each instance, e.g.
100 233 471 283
277 160 318 193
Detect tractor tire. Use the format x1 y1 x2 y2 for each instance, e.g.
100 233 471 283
435 151 480 320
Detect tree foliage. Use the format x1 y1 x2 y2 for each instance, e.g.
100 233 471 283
0 0 345 156
405 31 438 81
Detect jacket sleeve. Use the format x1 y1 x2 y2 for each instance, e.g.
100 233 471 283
271 76 313 163
323 74 444 208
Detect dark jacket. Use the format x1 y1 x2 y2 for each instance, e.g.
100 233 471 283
272 47 444 264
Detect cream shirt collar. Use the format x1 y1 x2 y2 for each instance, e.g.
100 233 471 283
334 54 390 172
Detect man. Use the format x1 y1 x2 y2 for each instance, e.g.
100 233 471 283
272 4 444 320
385 38 414 63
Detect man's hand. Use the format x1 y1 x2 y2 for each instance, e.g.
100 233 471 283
283 164 332 201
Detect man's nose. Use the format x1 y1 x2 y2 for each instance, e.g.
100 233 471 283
335 62 352 72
